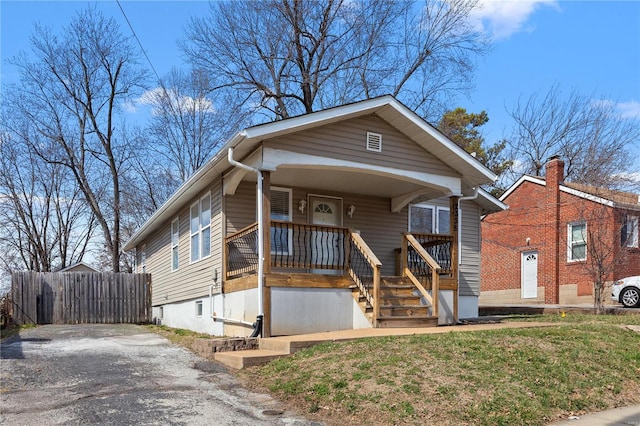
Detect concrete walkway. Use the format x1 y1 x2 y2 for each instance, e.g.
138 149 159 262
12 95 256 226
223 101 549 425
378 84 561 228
550 405 640 425
214 321 556 369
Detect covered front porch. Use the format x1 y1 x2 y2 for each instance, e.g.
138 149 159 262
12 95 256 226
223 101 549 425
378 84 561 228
223 216 459 337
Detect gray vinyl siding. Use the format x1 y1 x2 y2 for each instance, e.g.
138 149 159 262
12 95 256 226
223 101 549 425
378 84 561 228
225 180 257 233
225 181 408 276
265 115 458 178
142 179 223 306
223 183 484 282
459 200 481 296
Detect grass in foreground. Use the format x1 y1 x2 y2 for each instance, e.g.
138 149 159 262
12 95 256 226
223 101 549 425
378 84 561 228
238 316 640 426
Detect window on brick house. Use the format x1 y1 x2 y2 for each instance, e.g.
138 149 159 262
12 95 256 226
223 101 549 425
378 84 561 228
568 222 587 262
621 215 639 248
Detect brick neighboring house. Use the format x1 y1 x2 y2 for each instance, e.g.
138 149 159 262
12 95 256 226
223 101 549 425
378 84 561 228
480 157 640 305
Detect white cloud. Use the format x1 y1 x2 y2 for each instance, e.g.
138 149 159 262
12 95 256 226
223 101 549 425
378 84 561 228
126 87 215 116
592 99 640 120
470 0 559 40
615 100 640 119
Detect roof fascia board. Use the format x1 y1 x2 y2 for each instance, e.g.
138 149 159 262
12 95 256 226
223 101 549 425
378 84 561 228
499 175 546 201
122 131 248 251
386 98 497 183
559 186 615 207
476 188 507 212
243 96 392 140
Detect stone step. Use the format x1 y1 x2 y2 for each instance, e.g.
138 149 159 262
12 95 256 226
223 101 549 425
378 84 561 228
214 349 288 369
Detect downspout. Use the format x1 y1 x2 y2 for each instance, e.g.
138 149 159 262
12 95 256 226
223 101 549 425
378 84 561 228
227 148 264 337
456 187 480 319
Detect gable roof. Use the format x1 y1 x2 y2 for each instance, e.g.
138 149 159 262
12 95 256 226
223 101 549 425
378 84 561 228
123 95 497 251
59 262 100 273
500 175 640 211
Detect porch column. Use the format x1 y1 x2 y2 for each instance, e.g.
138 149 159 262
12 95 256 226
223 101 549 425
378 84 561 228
449 196 460 323
261 171 272 337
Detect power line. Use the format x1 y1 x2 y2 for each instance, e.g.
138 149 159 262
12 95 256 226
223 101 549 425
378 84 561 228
116 0 162 83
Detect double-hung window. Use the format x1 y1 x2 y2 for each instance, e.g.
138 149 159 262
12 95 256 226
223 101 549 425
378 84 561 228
568 222 587 261
621 215 639 248
270 188 292 255
171 218 179 271
190 193 211 263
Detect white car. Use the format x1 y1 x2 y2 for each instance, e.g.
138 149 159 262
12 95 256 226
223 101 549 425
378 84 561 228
612 276 640 308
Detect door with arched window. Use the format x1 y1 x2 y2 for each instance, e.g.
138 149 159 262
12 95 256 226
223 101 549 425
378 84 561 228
310 195 343 273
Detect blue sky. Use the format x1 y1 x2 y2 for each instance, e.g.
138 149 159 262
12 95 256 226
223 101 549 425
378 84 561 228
1 0 639 150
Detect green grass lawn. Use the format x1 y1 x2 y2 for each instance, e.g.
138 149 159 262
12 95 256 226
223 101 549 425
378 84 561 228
238 315 640 425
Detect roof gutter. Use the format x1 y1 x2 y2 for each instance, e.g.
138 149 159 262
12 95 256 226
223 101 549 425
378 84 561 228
458 186 480 204
227 147 264 337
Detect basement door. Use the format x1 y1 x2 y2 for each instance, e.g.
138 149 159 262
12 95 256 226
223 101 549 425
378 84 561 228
309 195 343 273
521 251 538 299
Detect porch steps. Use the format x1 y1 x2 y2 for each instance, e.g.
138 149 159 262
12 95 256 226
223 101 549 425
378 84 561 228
352 276 439 328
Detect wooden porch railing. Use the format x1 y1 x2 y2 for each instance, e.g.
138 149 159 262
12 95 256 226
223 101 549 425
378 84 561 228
270 220 349 271
225 223 259 279
409 233 454 276
401 233 446 316
348 231 382 325
225 221 350 279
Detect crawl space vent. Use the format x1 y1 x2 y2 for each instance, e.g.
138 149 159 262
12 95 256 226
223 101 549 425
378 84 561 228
366 132 382 152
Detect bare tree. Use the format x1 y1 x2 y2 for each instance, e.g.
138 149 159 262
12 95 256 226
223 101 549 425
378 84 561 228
507 85 640 189
0 125 96 275
571 196 634 314
182 0 488 121
6 7 148 272
142 68 246 182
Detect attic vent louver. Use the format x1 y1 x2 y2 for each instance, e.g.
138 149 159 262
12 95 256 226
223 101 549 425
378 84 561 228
366 132 382 152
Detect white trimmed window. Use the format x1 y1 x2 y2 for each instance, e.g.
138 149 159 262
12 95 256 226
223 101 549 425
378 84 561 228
171 218 179 271
190 193 211 263
568 222 587 262
409 204 450 234
195 300 203 317
621 215 639 248
270 187 292 254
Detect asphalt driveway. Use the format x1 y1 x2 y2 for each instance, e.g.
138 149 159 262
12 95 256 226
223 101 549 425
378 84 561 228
0 324 318 425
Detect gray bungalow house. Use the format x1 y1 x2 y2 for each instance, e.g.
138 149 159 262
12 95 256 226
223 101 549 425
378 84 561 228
123 96 504 337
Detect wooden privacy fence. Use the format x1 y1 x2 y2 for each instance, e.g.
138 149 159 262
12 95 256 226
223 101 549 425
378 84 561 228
11 272 152 325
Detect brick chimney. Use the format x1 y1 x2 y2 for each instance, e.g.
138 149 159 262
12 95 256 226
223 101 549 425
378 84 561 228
545 155 565 189
544 156 564 304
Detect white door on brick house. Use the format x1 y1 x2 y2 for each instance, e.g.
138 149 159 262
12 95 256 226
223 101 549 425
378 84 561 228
521 251 538 299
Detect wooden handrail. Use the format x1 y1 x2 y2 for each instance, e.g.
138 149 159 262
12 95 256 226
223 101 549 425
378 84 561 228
404 233 441 272
402 233 440 317
350 232 382 268
348 230 381 326
224 222 259 243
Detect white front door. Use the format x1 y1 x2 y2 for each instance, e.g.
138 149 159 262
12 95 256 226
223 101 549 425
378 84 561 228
521 251 538 299
310 196 342 271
